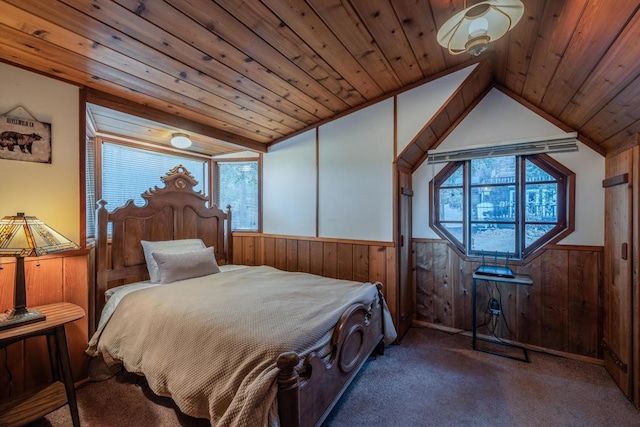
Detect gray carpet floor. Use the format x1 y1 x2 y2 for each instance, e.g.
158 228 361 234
32 327 639 426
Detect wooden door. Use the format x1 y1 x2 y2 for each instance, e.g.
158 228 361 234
603 148 634 399
397 169 413 341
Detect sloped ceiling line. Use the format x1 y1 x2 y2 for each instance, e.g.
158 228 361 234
1 1 639 155
396 58 494 171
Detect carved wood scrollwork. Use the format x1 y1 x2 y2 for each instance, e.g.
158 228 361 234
175 178 187 189
140 164 207 201
331 303 372 373
338 323 366 373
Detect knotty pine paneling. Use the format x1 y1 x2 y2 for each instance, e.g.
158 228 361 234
0 252 89 398
233 234 397 324
414 240 603 359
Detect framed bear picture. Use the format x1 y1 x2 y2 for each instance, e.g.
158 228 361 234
0 106 52 164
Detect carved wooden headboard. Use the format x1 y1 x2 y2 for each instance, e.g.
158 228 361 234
94 165 232 328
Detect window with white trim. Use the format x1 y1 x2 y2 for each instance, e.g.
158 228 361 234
431 154 574 260
88 138 261 234
100 142 209 210
216 161 259 231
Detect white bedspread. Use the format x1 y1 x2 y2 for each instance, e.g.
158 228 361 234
87 265 394 426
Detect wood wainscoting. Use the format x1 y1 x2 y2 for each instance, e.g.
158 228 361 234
0 251 90 398
232 233 398 325
414 239 603 360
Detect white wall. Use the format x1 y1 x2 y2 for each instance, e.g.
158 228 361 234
413 88 605 246
318 100 394 241
263 130 316 236
397 64 476 155
261 72 604 247
262 99 397 242
0 63 80 243
261 67 473 243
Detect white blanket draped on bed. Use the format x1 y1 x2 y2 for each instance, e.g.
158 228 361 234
87 265 394 426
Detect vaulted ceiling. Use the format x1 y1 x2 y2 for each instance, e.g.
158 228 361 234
0 0 638 157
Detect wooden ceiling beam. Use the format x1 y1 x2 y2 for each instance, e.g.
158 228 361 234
0 32 270 147
396 57 494 171
86 89 267 153
410 84 493 173
0 23 278 143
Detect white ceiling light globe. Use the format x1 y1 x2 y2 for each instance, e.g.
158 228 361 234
468 17 489 38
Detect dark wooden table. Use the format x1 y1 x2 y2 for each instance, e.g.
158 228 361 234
0 302 85 427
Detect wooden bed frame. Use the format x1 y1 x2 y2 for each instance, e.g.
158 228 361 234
94 166 386 427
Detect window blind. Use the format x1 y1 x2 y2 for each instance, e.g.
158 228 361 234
101 142 209 211
85 136 96 238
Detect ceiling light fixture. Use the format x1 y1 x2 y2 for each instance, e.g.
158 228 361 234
170 133 192 149
437 0 524 57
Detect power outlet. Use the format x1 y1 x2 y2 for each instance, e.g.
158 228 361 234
489 299 501 316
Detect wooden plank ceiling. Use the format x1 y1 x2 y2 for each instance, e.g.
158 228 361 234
0 0 638 156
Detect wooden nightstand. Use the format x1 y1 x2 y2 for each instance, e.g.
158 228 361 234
0 302 85 427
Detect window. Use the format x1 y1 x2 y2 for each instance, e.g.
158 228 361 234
217 161 259 231
88 138 261 235
431 154 574 260
101 142 209 209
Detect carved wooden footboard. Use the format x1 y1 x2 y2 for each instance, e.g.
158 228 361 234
277 284 386 427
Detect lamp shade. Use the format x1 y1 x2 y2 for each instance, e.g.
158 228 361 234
0 213 79 257
171 133 192 149
0 213 79 330
437 0 524 56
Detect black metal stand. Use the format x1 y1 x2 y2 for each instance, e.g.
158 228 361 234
472 272 533 363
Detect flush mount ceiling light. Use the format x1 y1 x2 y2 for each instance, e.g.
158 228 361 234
171 133 192 149
437 0 524 56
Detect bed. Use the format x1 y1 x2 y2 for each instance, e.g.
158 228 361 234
89 165 396 427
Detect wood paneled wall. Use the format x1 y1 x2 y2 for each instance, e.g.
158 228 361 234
232 233 397 323
414 239 603 360
0 251 89 398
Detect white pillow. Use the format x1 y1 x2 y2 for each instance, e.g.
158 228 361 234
141 239 205 283
152 247 220 284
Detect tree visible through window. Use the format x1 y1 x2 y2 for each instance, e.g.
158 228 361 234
432 154 574 260
217 161 259 231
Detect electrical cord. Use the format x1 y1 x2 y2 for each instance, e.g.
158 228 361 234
481 280 514 344
495 283 515 338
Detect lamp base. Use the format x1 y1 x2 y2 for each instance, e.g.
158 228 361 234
0 309 46 331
